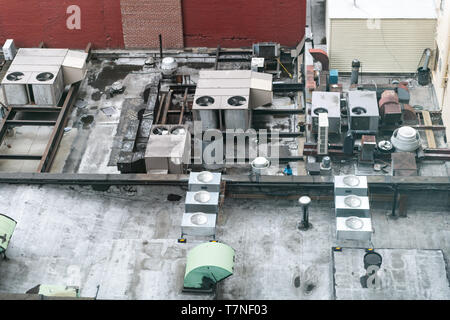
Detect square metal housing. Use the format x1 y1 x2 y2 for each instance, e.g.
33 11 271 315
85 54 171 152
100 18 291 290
335 195 370 218
336 217 372 241
181 212 217 237
29 67 65 106
348 91 380 131
188 171 222 192
311 91 341 133
1 70 32 105
185 191 220 214
334 175 368 196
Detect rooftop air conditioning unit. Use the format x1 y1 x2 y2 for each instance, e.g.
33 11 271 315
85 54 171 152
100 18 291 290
317 112 329 155
185 191 220 214
181 212 217 237
30 67 65 106
223 94 251 130
312 91 341 133
335 195 370 218
336 216 372 241
193 93 220 131
348 91 379 132
145 125 191 174
334 175 368 197
1 71 32 105
188 171 222 192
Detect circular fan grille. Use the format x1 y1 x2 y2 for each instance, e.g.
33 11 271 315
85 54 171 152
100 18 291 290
196 96 215 107
227 96 247 107
36 72 54 82
6 72 25 81
352 106 367 115
314 107 328 116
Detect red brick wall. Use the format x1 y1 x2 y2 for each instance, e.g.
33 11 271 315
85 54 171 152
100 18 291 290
0 0 124 49
120 0 184 49
182 0 307 48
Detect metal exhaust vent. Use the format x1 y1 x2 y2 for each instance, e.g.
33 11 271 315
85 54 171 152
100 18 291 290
314 107 328 116
336 216 372 241
195 96 215 107
170 126 187 135
335 195 370 217
36 72 55 82
181 212 217 237
152 126 170 135
334 175 368 196
185 191 219 213
227 96 247 107
188 171 222 192
351 106 367 115
6 72 25 81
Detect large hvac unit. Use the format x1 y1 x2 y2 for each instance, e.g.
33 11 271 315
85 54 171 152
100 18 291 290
348 91 380 131
181 212 217 237
1 71 32 105
185 191 220 214
334 175 368 196
144 125 191 174
317 113 329 155
30 67 65 106
336 216 372 241
223 92 251 131
335 195 370 218
188 171 222 192
311 91 341 133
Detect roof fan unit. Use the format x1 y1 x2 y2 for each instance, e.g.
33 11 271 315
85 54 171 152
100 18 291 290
188 171 222 192
336 216 373 241
348 91 379 132
193 94 220 132
335 195 370 218
185 190 220 214
312 92 341 133
30 67 65 106
1 71 32 105
334 175 368 196
224 94 251 130
181 212 217 237
317 113 329 155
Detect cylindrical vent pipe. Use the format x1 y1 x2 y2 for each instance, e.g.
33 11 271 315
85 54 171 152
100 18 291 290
351 59 360 85
422 48 431 70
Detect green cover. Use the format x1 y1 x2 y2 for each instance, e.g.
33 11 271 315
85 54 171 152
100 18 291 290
184 242 235 289
0 214 17 252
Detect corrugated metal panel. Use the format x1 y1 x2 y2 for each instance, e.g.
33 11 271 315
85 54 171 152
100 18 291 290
329 19 437 73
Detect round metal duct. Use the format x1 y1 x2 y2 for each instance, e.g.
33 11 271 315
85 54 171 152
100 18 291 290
190 213 209 226
194 191 211 203
170 126 186 135
344 195 362 208
345 217 364 230
343 176 360 187
227 96 247 107
314 107 328 116
196 96 215 107
197 171 214 183
351 106 367 115
391 126 421 152
6 72 25 81
36 72 54 82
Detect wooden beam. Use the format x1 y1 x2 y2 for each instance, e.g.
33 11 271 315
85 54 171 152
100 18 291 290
422 111 436 148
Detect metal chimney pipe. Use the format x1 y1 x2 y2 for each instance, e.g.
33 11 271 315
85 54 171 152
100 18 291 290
422 48 431 70
159 34 163 60
298 196 312 230
351 59 360 85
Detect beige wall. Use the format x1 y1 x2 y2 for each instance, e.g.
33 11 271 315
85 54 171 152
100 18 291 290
432 0 450 142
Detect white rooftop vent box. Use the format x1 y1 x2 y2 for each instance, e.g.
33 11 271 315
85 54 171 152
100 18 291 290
326 0 437 73
312 91 341 133
185 191 220 214
1 71 32 105
3 39 17 61
336 216 372 241
62 50 88 85
348 91 379 132
335 195 370 218
188 171 222 192
317 113 329 155
181 212 217 237
334 175 368 196
29 67 65 106
145 125 191 174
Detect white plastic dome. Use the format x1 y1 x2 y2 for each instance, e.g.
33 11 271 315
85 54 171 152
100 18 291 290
391 126 421 152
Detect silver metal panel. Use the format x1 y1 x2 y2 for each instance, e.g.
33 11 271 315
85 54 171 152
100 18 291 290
334 175 368 196
195 109 219 131
14 48 68 57
185 191 220 214
348 91 380 131
335 195 370 217
1 71 32 105
312 91 341 133
188 171 222 192
336 217 372 241
181 213 217 237
224 109 250 130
